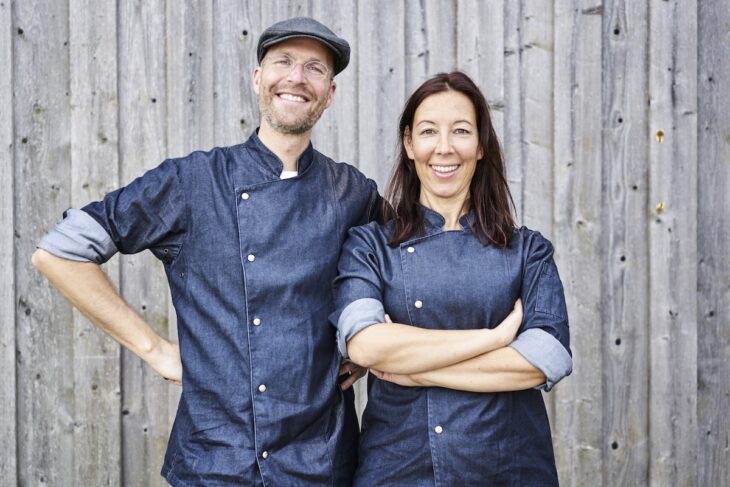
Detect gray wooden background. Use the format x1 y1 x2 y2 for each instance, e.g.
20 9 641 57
1 0 728 486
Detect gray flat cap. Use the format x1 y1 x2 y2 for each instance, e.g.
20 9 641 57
257 17 350 75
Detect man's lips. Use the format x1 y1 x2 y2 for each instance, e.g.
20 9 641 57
277 92 309 103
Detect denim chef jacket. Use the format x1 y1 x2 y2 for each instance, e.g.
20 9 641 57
331 207 572 486
37 131 380 486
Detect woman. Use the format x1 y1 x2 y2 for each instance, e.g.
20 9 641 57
331 71 572 485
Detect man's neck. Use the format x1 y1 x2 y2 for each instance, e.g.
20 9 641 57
257 123 312 172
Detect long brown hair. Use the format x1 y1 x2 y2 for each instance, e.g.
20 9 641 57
383 71 515 247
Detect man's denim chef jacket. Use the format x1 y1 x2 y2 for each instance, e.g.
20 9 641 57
331 207 572 486
38 131 380 486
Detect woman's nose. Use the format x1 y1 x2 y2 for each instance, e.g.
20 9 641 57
435 133 453 154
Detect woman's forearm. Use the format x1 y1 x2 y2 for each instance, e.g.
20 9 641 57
347 322 512 374
411 347 545 392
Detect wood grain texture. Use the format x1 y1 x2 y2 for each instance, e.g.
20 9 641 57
405 0 456 94
69 1 122 484
0 1 16 485
502 1 523 223
456 0 504 142
117 1 172 485
212 0 261 147
697 3 730 485
13 1 75 485
648 1 699 485
552 1 604 485
357 0 406 189
602 1 650 485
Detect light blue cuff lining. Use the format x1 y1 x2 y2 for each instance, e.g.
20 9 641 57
336 298 385 359
509 328 572 392
37 208 117 264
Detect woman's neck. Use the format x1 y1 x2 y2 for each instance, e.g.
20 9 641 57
419 192 470 230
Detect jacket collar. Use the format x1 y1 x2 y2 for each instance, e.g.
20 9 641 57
244 129 315 177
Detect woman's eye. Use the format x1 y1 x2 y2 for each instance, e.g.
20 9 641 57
420 128 435 135
454 128 471 135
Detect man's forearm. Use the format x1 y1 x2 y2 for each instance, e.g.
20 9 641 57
412 347 545 393
346 322 511 374
31 249 166 362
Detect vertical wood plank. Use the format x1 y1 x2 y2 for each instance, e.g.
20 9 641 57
697 2 730 485
552 1 604 485
259 0 311 29
117 2 171 485
357 0 406 188
166 0 214 155
502 1 523 222
404 0 457 94
648 1 699 485
520 1 553 235
0 1 17 485
456 0 504 143
13 1 75 485
211 0 261 147
311 0 358 166
68 0 122 484
602 1 650 485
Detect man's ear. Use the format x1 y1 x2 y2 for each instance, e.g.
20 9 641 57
324 80 336 109
403 126 415 160
252 66 262 95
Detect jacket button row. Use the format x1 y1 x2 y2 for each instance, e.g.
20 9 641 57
414 300 423 309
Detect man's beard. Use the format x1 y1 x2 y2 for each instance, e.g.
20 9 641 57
259 89 328 135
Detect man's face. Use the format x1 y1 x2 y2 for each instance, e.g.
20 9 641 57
253 38 336 135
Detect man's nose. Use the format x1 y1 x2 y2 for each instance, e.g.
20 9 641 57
287 63 306 83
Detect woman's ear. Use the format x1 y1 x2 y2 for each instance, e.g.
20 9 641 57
403 127 415 160
477 145 484 160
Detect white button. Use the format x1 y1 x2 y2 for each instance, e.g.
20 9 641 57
247 254 255 262
262 451 269 459
434 425 443 434
241 192 249 200
414 300 423 309
407 246 415 253
252 318 261 326
258 384 266 392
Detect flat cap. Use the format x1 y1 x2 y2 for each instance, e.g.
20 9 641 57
257 17 350 76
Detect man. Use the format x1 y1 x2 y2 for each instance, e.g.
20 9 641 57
32 17 378 486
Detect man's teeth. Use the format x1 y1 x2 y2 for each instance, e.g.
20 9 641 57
280 93 306 102
431 165 458 173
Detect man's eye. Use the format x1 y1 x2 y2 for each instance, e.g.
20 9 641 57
306 63 327 75
274 58 291 66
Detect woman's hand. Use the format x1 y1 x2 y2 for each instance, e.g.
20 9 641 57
493 298 523 347
370 368 423 387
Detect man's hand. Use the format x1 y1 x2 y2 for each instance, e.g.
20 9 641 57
339 360 367 390
144 339 183 386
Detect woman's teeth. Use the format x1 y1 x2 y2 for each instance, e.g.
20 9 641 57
431 165 458 173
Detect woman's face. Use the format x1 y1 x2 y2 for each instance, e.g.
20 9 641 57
404 90 483 207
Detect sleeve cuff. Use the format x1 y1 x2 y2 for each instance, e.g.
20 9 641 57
37 208 118 264
336 298 385 359
509 328 573 392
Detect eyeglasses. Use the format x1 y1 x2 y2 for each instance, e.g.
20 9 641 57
263 54 331 81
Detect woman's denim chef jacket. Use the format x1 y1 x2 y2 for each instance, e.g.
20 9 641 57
331 207 573 486
37 131 380 486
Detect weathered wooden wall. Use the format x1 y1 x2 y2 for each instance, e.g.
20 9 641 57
1 1 728 485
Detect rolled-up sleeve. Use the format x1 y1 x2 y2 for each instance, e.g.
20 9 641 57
37 208 118 263
509 231 572 391
330 225 385 359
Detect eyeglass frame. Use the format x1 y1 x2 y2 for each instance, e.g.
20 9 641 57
261 53 333 82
